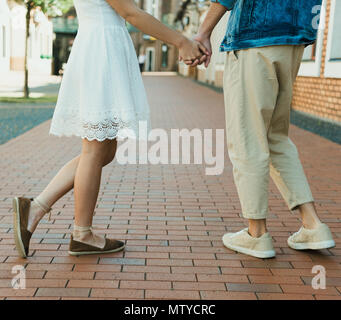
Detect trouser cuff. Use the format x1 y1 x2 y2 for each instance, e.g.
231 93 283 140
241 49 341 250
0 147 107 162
242 211 268 220
289 197 315 211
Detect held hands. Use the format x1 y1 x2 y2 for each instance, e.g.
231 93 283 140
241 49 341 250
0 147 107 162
178 37 211 68
193 33 212 68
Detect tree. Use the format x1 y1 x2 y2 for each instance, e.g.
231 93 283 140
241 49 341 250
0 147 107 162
174 0 208 30
14 0 73 98
174 0 191 30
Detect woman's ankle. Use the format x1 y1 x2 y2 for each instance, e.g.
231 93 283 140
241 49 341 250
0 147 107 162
27 199 46 233
73 224 106 248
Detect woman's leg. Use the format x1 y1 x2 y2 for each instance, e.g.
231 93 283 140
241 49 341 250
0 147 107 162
74 138 117 227
72 138 117 247
38 156 81 208
27 139 117 233
27 155 80 233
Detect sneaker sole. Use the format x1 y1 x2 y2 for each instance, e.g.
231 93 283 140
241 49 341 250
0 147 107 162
68 244 125 256
12 197 27 258
288 239 335 250
222 235 276 259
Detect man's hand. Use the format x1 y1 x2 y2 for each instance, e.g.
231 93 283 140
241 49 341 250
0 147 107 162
187 2 227 68
193 34 212 68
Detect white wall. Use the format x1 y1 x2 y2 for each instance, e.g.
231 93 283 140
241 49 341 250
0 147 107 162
8 2 53 74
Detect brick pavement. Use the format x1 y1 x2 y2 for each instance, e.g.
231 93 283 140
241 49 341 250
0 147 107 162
0 75 340 300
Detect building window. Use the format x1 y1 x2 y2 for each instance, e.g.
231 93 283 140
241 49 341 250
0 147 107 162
161 44 168 68
47 35 51 56
302 43 316 62
145 0 159 19
145 47 155 72
324 0 341 78
29 32 33 58
329 0 341 60
45 34 49 55
40 32 43 56
2 25 5 58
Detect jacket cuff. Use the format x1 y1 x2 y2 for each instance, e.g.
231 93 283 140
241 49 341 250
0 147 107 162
210 0 236 10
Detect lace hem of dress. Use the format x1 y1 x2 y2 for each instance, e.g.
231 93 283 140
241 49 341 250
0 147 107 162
49 113 150 142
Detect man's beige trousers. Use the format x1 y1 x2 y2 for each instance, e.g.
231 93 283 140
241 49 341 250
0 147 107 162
223 45 314 220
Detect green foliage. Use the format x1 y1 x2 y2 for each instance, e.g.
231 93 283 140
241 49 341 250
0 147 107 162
14 0 73 17
0 95 58 104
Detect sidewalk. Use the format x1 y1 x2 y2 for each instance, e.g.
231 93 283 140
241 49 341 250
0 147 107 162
0 71 60 145
0 75 340 300
0 71 61 98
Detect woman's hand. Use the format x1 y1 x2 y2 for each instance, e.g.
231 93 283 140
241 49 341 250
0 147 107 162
106 0 208 67
178 38 209 67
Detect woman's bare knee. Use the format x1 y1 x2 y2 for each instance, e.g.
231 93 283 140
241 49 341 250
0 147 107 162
81 139 111 165
102 139 118 166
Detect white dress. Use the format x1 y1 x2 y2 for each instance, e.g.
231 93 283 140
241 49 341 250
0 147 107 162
49 0 150 141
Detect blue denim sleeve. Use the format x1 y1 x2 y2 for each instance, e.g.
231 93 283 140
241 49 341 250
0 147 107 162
210 0 236 10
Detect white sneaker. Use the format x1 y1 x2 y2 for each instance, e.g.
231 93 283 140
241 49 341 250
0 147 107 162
288 223 335 250
222 228 276 259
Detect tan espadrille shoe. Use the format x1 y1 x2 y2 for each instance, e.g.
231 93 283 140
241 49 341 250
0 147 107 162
288 223 335 250
68 235 125 256
222 228 276 259
12 197 51 258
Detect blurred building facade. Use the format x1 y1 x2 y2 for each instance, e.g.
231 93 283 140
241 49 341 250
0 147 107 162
179 0 341 124
0 0 53 74
0 0 187 75
51 7 78 75
132 0 183 72
293 0 341 123
178 0 228 85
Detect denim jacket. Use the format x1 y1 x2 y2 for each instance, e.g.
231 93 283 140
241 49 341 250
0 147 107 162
211 0 322 52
